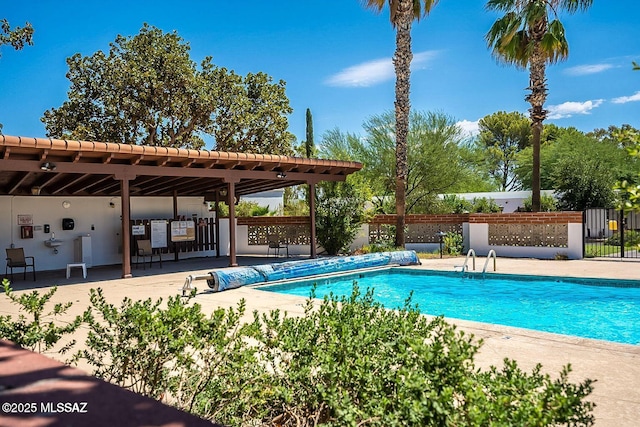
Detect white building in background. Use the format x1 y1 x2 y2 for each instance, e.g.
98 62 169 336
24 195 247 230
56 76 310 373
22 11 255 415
443 190 556 213
243 189 284 212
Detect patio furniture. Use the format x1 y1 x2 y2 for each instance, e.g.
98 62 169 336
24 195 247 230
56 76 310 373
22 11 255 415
135 239 162 269
5 248 36 281
66 262 87 279
267 236 289 258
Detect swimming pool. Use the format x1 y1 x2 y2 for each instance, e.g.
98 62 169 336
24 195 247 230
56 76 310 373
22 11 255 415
259 268 640 345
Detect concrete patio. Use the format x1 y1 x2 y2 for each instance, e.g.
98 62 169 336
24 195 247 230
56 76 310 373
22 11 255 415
1 255 639 426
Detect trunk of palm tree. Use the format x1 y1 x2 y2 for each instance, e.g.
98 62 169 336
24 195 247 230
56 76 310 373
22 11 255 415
526 21 548 213
393 0 413 248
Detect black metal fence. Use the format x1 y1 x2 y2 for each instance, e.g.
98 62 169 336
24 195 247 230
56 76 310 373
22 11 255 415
584 208 640 258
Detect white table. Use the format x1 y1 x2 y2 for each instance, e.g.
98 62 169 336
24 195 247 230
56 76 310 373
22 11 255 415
66 263 87 279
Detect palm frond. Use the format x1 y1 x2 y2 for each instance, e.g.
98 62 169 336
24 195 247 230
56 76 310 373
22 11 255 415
540 20 569 63
486 0 519 13
522 2 547 27
559 0 595 14
361 0 387 14
412 0 440 20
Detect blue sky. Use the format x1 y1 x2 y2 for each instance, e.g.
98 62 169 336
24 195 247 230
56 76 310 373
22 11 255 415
1 1 639 149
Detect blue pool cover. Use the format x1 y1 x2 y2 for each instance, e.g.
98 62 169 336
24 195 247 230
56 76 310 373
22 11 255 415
207 251 421 292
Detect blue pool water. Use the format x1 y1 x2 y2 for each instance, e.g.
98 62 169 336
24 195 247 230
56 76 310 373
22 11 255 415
260 268 640 345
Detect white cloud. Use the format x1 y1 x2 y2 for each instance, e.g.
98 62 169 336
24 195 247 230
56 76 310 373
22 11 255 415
564 63 614 76
611 91 640 104
546 100 604 119
456 119 480 138
324 50 438 87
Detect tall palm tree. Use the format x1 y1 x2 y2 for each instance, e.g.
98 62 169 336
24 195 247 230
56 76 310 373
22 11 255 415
486 0 592 211
363 0 439 247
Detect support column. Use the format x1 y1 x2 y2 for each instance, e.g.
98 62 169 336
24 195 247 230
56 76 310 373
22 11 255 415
309 181 317 259
118 175 133 278
227 181 238 267
173 190 179 262
215 190 221 258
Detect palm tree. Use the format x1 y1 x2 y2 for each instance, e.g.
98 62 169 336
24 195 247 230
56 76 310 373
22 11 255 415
363 0 439 247
486 0 592 211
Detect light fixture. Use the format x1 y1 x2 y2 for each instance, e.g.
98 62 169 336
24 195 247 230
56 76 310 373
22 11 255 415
31 186 41 196
219 188 228 197
276 172 287 179
62 200 71 209
40 162 56 172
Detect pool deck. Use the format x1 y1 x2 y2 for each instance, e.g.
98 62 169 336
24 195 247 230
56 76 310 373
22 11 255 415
2 256 639 426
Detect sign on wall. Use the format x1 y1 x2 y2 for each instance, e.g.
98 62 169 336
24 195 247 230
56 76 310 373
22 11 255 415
170 220 195 242
150 220 168 248
132 225 145 236
17 214 33 225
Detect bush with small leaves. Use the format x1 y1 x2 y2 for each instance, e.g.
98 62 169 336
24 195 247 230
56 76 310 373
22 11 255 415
69 284 595 426
245 286 595 426
0 279 86 354
75 287 262 424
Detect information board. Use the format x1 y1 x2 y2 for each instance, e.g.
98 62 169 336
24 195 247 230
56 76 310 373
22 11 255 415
171 220 196 242
150 220 168 248
132 225 145 236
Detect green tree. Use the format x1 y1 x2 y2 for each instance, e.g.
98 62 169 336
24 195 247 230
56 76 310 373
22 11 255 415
486 0 593 211
42 24 294 153
614 128 640 212
363 0 440 248
317 127 375 203
212 71 295 155
315 181 366 255
305 108 314 158
517 129 636 210
514 125 586 190
0 19 33 57
476 111 531 190
1 19 34 133
553 157 615 210
365 111 473 213
321 111 475 214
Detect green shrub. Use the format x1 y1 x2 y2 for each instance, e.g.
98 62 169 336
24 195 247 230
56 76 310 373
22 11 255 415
75 288 260 409
444 232 464 255
471 197 502 213
440 194 473 213
0 280 86 354
605 230 640 247
247 286 595 426
315 181 366 255
523 193 558 212
69 285 594 426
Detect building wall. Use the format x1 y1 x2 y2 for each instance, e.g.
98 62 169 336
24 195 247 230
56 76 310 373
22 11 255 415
1 196 214 272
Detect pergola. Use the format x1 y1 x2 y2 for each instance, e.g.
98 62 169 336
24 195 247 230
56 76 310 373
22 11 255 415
0 135 362 277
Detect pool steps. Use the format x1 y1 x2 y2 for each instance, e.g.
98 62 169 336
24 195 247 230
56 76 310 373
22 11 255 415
455 248 496 274
455 249 476 272
181 250 421 295
482 249 497 274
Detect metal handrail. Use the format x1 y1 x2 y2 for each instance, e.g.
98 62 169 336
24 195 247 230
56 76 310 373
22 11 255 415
455 248 476 272
482 249 497 273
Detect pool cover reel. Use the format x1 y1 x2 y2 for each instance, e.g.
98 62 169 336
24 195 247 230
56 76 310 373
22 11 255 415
205 251 420 292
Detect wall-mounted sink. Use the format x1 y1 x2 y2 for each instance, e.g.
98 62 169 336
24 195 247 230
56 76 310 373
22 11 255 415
44 240 63 248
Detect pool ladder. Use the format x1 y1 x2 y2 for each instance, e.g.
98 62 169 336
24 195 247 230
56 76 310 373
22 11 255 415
455 249 476 272
455 249 496 273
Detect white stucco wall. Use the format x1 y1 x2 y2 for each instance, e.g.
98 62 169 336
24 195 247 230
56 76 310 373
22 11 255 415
466 222 582 260
1 196 217 272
